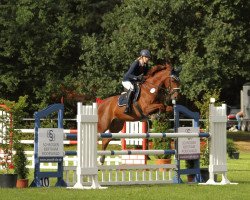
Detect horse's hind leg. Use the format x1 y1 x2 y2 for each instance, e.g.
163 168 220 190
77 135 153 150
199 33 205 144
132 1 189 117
99 138 112 165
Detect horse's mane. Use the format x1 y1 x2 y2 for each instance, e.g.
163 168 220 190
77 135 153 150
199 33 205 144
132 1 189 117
146 64 171 77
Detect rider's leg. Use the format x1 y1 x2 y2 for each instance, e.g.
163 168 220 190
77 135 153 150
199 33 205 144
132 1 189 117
124 89 133 114
122 81 134 114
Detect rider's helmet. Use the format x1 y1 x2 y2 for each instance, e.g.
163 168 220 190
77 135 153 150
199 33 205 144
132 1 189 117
140 49 151 58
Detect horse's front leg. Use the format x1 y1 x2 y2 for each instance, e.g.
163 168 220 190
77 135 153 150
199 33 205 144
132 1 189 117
166 105 173 112
144 103 165 115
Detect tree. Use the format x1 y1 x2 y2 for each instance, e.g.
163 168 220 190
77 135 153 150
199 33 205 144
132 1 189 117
179 0 250 103
0 0 249 117
78 0 250 106
0 0 121 115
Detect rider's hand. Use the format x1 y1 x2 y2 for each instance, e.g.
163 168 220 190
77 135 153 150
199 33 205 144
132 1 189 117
141 76 145 83
137 74 143 81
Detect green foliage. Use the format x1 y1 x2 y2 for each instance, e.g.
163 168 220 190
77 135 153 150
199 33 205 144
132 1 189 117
200 139 209 167
0 97 28 174
227 131 250 141
0 0 249 116
78 0 250 103
152 113 172 159
0 130 14 174
227 138 239 158
194 90 221 130
179 0 250 101
13 142 29 179
194 91 223 167
0 0 121 115
185 159 195 169
40 118 58 128
0 122 21 174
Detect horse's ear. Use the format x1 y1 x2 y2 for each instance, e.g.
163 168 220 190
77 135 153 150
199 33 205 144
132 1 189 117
171 66 182 81
171 66 182 75
174 66 182 73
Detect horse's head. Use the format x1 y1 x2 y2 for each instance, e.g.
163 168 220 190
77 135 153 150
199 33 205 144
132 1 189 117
144 64 181 107
165 65 181 102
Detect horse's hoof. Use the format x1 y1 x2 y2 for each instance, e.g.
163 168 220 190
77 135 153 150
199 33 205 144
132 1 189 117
99 156 105 165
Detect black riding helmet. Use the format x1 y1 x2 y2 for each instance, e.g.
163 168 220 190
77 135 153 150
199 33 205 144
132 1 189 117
140 49 151 58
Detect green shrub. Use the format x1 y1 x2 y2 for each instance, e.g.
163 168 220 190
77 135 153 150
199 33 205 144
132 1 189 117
152 113 172 159
200 138 209 167
13 142 29 179
227 138 238 158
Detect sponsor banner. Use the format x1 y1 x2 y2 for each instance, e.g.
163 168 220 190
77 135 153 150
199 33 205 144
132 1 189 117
177 127 200 160
38 128 64 159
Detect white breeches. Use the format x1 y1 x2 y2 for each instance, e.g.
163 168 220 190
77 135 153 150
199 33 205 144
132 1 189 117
122 81 134 91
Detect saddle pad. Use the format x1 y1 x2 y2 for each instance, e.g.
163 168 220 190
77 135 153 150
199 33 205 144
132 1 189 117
118 86 140 107
118 92 127 107
118 92 128 107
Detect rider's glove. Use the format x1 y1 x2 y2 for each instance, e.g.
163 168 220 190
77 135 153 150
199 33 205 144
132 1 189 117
137 74 144 81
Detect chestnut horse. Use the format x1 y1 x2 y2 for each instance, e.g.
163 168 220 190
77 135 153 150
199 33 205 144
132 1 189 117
98 64 180 164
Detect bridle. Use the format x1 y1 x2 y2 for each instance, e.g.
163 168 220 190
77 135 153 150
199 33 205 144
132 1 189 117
142 75 180 95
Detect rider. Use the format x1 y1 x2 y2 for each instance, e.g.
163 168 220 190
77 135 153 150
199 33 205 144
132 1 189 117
122 49 151 114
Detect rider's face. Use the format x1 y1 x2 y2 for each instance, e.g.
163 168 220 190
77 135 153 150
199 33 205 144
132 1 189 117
142 56 150 64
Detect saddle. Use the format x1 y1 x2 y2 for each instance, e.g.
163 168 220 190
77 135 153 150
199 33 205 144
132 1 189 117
118 83 140 107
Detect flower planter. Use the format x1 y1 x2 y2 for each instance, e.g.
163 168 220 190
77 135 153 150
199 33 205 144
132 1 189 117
0 174 17 188
187 174 195 182
16 179 29 188
155 158 171 172
231 152 240 159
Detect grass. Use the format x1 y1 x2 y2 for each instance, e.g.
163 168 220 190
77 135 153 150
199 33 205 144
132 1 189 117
1 184 250 200
1 152 250 200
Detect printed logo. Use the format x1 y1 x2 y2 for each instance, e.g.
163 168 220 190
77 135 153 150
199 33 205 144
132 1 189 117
47 130 55 141
185 128 192 133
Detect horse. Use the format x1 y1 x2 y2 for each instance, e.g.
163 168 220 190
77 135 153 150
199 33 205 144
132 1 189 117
97 63 181 164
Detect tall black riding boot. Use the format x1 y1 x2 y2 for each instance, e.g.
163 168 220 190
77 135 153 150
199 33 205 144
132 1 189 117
124 90 133 114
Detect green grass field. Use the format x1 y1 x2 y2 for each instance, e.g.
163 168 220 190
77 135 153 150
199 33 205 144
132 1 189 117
1 152 249 200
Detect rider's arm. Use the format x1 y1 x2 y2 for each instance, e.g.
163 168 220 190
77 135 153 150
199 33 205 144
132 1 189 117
143 65 150 75
123 60 140 81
